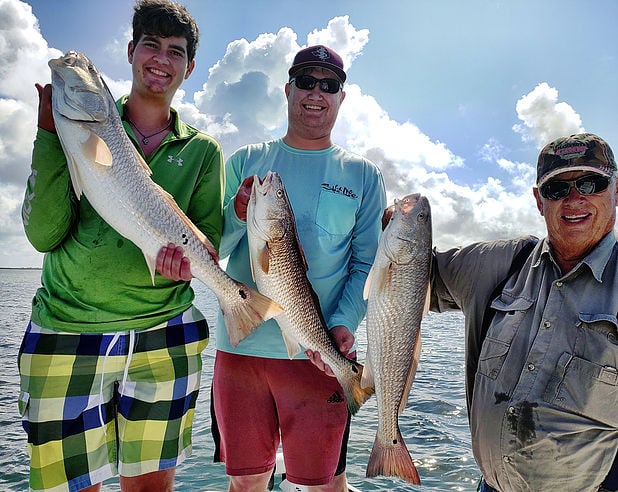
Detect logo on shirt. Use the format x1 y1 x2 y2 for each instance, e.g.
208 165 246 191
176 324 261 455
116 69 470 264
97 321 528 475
321 183 357 199
327 391 344 404
167 155 183 166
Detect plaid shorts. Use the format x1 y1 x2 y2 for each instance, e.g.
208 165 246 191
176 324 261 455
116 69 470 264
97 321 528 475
18 308 209 492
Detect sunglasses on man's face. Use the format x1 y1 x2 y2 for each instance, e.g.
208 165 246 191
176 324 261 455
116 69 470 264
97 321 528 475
290 75 342 94
539 174 612 200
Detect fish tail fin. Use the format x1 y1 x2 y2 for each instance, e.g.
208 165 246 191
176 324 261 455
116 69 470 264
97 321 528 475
366 430 421 485
220 282 284 347
341 361 375 415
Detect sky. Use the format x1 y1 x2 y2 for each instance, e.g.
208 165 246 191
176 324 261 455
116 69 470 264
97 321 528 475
1 0 617 268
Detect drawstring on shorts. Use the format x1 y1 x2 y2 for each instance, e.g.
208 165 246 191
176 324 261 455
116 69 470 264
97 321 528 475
98 330 136 433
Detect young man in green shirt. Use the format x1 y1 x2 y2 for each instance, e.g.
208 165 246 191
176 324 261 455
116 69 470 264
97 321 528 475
19 1 224 490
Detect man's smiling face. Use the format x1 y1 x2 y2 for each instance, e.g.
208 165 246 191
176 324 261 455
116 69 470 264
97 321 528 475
285 67 345 143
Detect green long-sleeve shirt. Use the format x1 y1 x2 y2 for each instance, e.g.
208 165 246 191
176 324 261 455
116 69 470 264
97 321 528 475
22 98 224 333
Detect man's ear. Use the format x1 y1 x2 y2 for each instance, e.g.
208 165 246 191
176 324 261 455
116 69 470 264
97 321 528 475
533 187 544 216
184 59 195 79
127 41 134 64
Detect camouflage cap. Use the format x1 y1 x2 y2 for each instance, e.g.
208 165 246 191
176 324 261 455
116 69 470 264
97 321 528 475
537 133 616 186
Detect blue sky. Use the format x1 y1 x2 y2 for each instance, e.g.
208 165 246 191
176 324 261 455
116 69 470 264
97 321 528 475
1 0 617 267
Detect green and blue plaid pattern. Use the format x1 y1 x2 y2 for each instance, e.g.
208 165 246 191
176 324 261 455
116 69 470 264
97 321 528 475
18 310 208 491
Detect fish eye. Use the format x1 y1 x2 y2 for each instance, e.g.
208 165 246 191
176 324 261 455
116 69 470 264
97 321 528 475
417 213 425 222
276 189 284 198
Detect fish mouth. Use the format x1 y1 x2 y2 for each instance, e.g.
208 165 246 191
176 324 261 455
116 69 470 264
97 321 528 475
397 193 421 215
61 51 80 66
254 171 276 196
49 51 81 72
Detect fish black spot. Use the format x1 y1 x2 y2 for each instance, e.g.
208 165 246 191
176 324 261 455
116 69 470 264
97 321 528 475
392 439 398 445
239 289 247 299
182 233 188 245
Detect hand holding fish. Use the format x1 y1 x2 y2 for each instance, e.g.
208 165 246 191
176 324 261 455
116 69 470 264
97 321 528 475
234 176 255 221
381 204 395 231
35 83 55 133
305 325 355 377
156 243 194 282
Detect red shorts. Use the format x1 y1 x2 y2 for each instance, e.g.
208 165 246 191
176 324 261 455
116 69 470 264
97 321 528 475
211 351 350 486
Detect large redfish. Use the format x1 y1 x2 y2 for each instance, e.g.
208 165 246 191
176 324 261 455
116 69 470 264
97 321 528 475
361 193 432 484
48 51 282 345
246 170 374 415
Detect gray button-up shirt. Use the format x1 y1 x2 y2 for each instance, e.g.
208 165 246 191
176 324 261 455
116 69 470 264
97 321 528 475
431 233 618 491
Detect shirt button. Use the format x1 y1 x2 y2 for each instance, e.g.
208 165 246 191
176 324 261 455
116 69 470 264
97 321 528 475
503 456 511 463
508 406 516 415
556 281 563 287
527 363 535 371
543 320 551 329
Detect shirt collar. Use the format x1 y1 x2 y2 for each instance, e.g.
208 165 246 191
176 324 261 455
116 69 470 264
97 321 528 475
535 232 617 282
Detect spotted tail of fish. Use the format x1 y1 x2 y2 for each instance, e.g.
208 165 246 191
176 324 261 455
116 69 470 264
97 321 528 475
340 361 375 415
366 429 421 485
218 280 284 347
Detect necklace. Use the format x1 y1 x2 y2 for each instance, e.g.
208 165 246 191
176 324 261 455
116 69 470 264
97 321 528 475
126 115 172 145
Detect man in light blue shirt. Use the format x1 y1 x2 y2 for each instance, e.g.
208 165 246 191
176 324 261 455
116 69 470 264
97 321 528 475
215 45 384 492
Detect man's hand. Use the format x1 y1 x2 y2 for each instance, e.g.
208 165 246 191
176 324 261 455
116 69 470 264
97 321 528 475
381 204 395 231
234 175 255 221
305 325 356 377
36 83 56 133
156 243 193 281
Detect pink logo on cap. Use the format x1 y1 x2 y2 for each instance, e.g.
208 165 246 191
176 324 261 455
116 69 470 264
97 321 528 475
556 145 587 160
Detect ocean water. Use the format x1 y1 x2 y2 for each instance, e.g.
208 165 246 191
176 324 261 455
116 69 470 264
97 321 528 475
0 268 480 491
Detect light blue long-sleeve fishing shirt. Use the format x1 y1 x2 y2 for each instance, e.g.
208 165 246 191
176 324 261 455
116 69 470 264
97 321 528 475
215 139 386 359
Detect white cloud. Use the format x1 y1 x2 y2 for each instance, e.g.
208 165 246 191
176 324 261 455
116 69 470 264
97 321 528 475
0 2 578 266
513 82 584 148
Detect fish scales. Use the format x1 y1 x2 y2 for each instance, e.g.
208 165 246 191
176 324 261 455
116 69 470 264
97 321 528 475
48 51 282 344
246 171 374 415
362 193 432 485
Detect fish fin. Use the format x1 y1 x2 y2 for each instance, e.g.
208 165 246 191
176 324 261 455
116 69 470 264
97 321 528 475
258 243 271 274
281 329 302 359
341 360 375 415
360 347 375 389
377 263 394 295
363 264 375 300
220 281 284 347
143 252 158 286
82 131 113 167
366 430 421 484
364 261 393 300
399 331 422 415
157 183 218 251
247 227 271 277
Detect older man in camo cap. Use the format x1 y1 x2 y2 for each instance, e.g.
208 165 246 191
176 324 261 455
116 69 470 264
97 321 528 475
429 132 618 491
